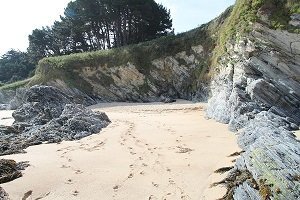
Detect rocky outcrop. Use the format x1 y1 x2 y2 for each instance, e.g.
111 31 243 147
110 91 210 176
69 45 208 102
207 22 300 199
0 187 9 200
0 159 29 200
0 85 111 156
0 159 29 184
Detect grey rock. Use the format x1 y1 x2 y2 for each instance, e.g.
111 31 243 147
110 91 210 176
290 14 300 28
8 87 28 110
207 23 300 199
233 182 261 200
0 187 9 200
0 159 29 184
0 86 111 156
0 104 9 110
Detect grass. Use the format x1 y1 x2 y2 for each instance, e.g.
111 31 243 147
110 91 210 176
0 78 32 91
211 0 300 68
29 19 221 93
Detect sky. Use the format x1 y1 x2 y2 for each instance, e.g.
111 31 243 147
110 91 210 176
0 0 235 56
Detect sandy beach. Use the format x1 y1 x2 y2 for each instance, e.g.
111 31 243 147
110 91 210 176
0 110 14 126
0 101 240 200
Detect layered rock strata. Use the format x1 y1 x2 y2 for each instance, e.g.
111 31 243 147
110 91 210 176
207 22 300 199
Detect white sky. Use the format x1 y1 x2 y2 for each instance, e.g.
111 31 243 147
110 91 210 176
0 0 235 56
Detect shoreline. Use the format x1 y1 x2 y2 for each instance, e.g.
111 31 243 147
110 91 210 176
0 101 240 199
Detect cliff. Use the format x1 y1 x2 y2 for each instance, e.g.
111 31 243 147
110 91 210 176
23 11 221 102
207 0 300 199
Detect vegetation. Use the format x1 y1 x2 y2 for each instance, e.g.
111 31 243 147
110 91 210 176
0 50 35 84
30 24 215 91
2 0 299 90
28 0 173 61
211 0 300 67
0 78 31 91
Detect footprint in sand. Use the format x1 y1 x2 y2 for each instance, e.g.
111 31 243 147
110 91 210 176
152 182 159 187
65 179 73 185
74 169 83 174
72 190 79 196
139 171 145 175
142 163 148 167
61 165 71 169
128 173 134 178
148 195 158 200
113 185 119 191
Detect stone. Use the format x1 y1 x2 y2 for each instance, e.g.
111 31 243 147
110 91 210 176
289 14 300 28
0 104 9 110
0 159 29 184
0 187 9 200
0 86 111 156
207 23 300 199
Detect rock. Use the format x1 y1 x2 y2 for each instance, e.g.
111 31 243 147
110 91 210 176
289 14 300 28
207 23 300 199
0 187 9 200
0 104 9 110
0 90 15 105
0 159 29 184
9 87 28 110
20 104 111 144
0 86 111 156
163 98 176 103
12 85 73 128
160 95 176 103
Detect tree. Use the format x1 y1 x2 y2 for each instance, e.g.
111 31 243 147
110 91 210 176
28 0 173 57
0 50 35 83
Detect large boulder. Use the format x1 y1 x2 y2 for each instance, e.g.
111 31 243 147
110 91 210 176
0 85 111 156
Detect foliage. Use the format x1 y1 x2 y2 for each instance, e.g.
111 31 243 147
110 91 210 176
211 0 300 67
28 0 173 59
0 50 35 84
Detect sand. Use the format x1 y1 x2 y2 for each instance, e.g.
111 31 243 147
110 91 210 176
0 110 14 126
0 100 240 200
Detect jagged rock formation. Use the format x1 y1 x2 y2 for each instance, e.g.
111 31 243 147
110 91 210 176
0 159 29 184
31 44 211 102
0 86 111 156
207 17 300 200
0 187 9 200
0 159 29 200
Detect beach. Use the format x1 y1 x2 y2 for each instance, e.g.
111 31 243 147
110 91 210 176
0 101 240 200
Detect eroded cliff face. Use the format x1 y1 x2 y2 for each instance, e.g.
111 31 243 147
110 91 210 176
207 20 300 199
63 44 207 102
28 42 211 103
